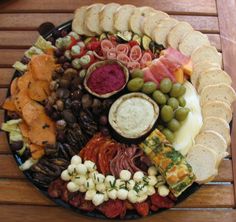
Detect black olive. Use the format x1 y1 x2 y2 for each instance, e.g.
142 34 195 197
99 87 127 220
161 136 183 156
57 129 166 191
100 127 110 136
64 68 77 80
92 98 102 109
71 90 83 100
81 94 93 109
51 111 61 121
99 115 108 126
54 48 63 58
11 140 23 151
59 78 70 88
55 100 64 111
56 88 70 99
64 98 72 109
52 71 59 80
56 119 67 130
58 56 67 64
7 111 20 119
62 110 77 124
44 103 54 116
49 80 59 91
63 62 72 70
55 67 64 74
60 30 68 37
56 130 66 142
21 56 30 65
102 99 113 111
71 100 81 113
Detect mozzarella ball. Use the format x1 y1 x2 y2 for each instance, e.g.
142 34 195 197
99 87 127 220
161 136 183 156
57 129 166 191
155 175 165 187
73 175 87 185
103 192 109 201
128 190 138 203
147 186 156 196
108 189 117 200
85 189 96 200
96 183 106 193
67 164 77 174
89 170 98 179
115 179 126 189
137 194 148 203
79 185 87 192
71 155 82 165
119 170 131 181
117 189 128 200
61 170 71 181
147 176 157 186
133 171 144 182
85 178 95 190
127 180 135 190
105 175 116 187
84 160 96 172
67 181 79 192
148 166 158 176
138 183 148 196
92 193 105 206
94 173 105 184
76 164 87 175
158 185 170 197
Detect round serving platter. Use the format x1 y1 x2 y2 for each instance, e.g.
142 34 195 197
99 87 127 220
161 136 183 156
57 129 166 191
4 20 201 219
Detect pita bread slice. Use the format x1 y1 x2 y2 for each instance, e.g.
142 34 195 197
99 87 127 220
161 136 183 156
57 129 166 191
200 83 236 106
167 22 193 49
72 6 96 36
194 130 228 155
191 61 220 88
100 3 120 34
191 45 222 67
202 101 232 123
142 11 169 37
152 18 179 47
85 3 104 35
186 144 218 184
114 4 136 32
197 68 232 93
201 117 231 146
178 31 210 56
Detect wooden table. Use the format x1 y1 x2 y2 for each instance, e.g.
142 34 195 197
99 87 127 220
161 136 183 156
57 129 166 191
0 0 236 221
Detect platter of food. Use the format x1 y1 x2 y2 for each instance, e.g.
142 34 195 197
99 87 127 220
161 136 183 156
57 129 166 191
1 3 236 219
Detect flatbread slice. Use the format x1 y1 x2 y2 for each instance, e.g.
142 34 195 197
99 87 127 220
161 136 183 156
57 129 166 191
100 3 120 34
197 68 232 93
114 4 136 32
202 101 232 123
167 21 193 49
152 18 179 47
142 11 169 37
178 31 210 56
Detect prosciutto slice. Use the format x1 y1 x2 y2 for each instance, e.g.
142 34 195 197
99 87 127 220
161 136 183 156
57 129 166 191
116 44 130 55
143 67 159 85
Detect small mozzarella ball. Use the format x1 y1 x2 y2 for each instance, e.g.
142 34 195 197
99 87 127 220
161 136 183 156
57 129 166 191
94 173 105 184
71 155 82 165
138 184 148 196
67 164 77 174
119 170 131 181
133 171 144 182
61 170 71 181
76 164 87 175
77 41 85 47
85 189 96 200
84 160 96 172
116 179 126 189
108 189 117 200
96 183 106 193
85 178 95 190
128 190 138 203
92 193 105 206
158 185 170 197
105 175 116 187
73 175 87 185
147 186 156 196
147 176 157 186
137 194 148 203
155 175 165 187
89 171 98 179
67 181 79 192
117 189 128 200
148 166 158 176
79 185 87 192
127 180 135 190
103 192 109 201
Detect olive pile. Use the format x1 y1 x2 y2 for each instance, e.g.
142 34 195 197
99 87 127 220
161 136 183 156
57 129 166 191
127 69 190 142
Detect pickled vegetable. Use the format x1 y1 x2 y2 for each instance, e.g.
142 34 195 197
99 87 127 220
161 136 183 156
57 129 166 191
127 78 144 92
167 119 180 132
178 96 186 107
170 83 182 97
142 35 152 50
175 108 190 121
152 90 166 105
160 105 174 122
167 97 179 110
160 78 172 93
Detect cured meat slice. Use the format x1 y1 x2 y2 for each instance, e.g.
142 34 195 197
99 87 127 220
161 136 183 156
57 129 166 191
116 44 130 55
140 52 152 68
143 67 159 85
117 53 130 65
129 45 142 62
160 56 180 72
127 61 140 72
106 48 117 60
101 39 114 54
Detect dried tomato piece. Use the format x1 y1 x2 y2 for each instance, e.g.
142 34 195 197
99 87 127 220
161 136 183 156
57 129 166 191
48 178 65 198
150 193 175 209
69 193 82 208
134 202 150 217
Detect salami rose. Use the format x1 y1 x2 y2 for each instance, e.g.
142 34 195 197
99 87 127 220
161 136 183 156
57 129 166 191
101 39 115 54
106 48 117 60
116 44 130 55
140 52 153 68
127 61 140 72
117 53 130 65
129 45 142 62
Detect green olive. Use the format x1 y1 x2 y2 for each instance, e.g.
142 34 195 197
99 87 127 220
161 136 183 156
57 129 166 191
175 107 190 121
160 78 173 93
141 81 157 94
157 124 164 131
152 90 167 105
167 97 179 110
160 105 174 122
127 78 144 92
162 128 174 142
170 83 182 97
164 94 169 101
167 119 181 132
179 85 186 96
178 96 186 107
131 69 144 79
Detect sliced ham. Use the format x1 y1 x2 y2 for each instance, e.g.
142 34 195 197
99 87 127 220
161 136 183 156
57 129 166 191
127 61 140 72
116 44 130 55
140 52 152 68
106 48 117 60
160 56 180 73
101 39 115 54
143 67 159 85
129 45 142 62
117 53 130 65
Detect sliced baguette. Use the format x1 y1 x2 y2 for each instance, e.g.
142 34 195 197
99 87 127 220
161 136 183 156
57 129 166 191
201 117 231 146
167 21 193 49
191 45 222 67
152 18 179 47
85 3 104 35
194 130 228 155
100 3 120 34
200 83 236 106
202 101 232 123
72 6 96 36
178 31 210 56
191 61 220 88
186 144 218 184
114 4 136 32
197 68 232 93
142 11 169 37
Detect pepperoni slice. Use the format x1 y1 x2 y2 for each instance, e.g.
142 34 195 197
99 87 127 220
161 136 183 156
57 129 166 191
129 45 142 62
116 44 130 55
140 52 152 68
127 61 140 72
117 53 130 65
101 39 115 54
106 48 117 60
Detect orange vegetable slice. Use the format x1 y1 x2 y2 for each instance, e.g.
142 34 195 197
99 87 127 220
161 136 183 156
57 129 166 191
28 80 50 102
10 77 19 96
174 68 184 84
19 121 30 138
29 144 45 160
1 97 17 111
14 89 31 113
17 71 33 91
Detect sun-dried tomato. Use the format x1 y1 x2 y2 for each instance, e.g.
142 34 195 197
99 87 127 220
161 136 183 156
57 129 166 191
150 193 175 209
134 202 150 217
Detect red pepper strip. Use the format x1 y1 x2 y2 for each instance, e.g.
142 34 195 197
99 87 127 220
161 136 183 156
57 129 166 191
66 36 77 50
128 40 139 48
134 202 150 217
86 41 101 51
